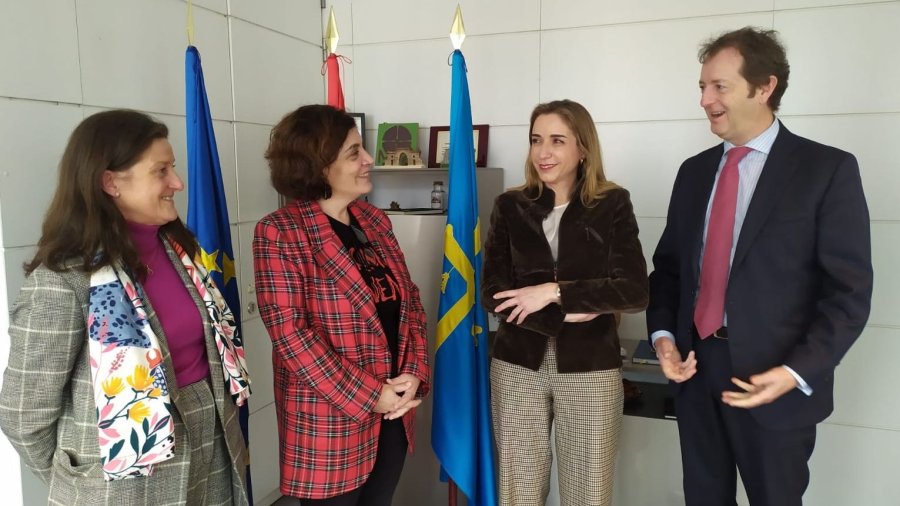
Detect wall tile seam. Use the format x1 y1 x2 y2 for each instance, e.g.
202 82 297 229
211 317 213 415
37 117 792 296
0 97 252 125
351 11 776 47
540 12 772 35
229 15 322 49
351 1 900 47
351 29 539 48
231 119 278 129
225 19 241 226
173 0 228 18
542 1 899 33
772 0 899 16
73 0 86 104
778 112 900 119
388 113 900 128
864 323 900 331
248 400 276 416
0 103 280 170
2 99 893 126
240 313 261 324
821 420 900 432
0 96 84 108
395 113 900 130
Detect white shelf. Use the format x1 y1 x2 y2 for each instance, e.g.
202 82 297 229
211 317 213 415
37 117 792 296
367 167 504 232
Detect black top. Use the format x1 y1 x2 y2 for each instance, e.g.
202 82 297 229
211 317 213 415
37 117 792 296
328 212 402 376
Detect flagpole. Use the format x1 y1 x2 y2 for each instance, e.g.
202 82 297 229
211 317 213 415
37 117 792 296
184 34 253 506
323 7 345 110
448 8 466 506
449 480 458 506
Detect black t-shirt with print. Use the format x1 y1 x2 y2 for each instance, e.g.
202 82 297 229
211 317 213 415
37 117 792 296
328 213 402 375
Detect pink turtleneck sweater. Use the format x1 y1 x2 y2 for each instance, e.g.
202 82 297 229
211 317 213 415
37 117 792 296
127 222 210 387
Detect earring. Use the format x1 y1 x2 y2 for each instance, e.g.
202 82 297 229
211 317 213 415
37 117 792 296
114 192 120 198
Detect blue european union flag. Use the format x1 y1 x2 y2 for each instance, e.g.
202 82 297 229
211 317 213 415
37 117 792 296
185 45 252 504
432 49 498 506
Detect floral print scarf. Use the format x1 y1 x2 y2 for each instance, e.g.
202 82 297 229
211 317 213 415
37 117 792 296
88 238 251 481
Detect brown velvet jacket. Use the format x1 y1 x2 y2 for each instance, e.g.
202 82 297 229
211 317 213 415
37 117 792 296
482 182 649 373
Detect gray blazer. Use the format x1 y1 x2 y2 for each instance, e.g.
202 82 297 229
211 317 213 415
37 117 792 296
0 244 249 505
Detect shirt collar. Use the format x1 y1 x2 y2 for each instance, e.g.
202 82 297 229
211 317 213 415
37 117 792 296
723 117 780 156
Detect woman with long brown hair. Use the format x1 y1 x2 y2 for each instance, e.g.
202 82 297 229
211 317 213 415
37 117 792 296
483 99 649 505
0 109 251 504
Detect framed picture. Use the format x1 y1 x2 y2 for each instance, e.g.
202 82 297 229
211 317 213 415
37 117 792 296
428 124 489 168
375 122 424 167
348 112 366 150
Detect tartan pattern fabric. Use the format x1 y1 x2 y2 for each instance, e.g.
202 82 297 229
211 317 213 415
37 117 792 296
0 242 249 505
252 199 430 499
490 340 623 506
180 379 235 506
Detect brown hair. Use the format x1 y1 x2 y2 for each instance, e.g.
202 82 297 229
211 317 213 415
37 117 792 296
699 26 790 112
26 109 197 277
265 104 357 201
520 99 617 206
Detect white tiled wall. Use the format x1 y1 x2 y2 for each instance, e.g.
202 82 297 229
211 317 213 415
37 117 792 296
0 211 19 505
775 3 900 115
77 0 234 120
230 18 323 125
230 0 321 45
0 0 82 104
541 0 774 29
0 0 323 504
0 100 84 248
3 0 899 504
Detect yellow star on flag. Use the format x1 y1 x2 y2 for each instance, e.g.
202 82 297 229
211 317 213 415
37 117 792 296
198 248 221 274
222 253 236 285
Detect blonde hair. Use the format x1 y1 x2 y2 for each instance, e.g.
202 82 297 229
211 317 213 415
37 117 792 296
518 99 617 206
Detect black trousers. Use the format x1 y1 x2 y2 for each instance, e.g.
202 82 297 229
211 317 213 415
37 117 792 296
675 333 816 506
293 418 408 506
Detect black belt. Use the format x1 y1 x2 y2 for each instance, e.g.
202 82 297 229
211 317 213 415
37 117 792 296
710 326 728 339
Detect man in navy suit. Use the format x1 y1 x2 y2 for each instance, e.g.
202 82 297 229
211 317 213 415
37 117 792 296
647 27 872 506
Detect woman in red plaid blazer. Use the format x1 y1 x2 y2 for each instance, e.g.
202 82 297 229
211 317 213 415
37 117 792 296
252 105 430 505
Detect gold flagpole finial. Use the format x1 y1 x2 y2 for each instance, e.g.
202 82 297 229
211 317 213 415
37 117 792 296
325 6 340 55
450 4 466 50
187 0 195 46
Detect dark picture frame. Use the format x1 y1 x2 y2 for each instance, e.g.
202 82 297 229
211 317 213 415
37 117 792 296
428 124 489 168
348 112 366 150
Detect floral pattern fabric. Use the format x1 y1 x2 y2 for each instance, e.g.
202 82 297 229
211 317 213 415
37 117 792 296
88 239 251 481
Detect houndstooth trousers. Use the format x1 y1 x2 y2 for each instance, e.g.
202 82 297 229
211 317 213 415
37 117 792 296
490 339 623 506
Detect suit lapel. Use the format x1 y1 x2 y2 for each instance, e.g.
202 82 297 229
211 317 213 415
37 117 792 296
297 201 381 335
731 125 800 270
688 147 725 283
163 241 229 409
139 242 211 407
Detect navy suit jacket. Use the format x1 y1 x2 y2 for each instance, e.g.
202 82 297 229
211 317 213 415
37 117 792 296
647 122 873 430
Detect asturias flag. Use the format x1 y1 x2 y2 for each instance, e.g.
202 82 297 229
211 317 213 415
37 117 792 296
432 49 498 506
185 45 253 504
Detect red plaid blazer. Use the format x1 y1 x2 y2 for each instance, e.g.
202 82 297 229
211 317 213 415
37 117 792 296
253 199 430 499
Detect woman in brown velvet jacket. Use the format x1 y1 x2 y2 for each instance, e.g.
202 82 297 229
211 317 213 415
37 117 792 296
482 99 648 506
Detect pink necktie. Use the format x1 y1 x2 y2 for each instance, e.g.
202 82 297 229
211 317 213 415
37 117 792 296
694 146 752 339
